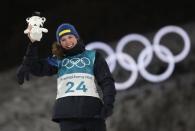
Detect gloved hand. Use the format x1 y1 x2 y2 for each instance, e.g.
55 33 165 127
16 64 30 85
101 105 113 120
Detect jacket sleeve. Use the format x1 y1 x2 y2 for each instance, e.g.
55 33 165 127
22 41 58 76
94 51 116 115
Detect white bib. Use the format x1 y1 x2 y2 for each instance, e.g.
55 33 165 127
56 73 100 99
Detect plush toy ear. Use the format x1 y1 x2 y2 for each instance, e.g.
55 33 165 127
26 17 30 23
41 17 46 22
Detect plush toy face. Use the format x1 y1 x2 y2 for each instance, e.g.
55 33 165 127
26 16 46 27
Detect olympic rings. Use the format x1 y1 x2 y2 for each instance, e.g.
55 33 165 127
86 42 116 72
62 57 90 69
86 25 191 90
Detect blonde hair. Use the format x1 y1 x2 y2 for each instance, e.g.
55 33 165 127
51 41 64 58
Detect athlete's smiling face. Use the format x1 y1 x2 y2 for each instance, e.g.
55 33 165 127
60 34 78 50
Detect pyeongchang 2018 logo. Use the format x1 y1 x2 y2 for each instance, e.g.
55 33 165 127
86 25 191 90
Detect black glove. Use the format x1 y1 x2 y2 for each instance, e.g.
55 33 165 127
16 64 30 85
101 105 113 120
16 43 39 85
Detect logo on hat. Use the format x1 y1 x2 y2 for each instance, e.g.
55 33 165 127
59 29 71 37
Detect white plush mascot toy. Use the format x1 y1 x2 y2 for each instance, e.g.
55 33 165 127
24 11 48 41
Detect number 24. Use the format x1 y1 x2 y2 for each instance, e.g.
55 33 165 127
65 81 87 93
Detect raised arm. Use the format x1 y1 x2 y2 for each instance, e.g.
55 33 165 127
25 42 58 76
16 25 57 85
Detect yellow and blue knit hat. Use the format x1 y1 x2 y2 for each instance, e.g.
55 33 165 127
56 23 79 43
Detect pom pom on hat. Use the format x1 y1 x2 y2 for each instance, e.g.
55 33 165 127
56 23 80 43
